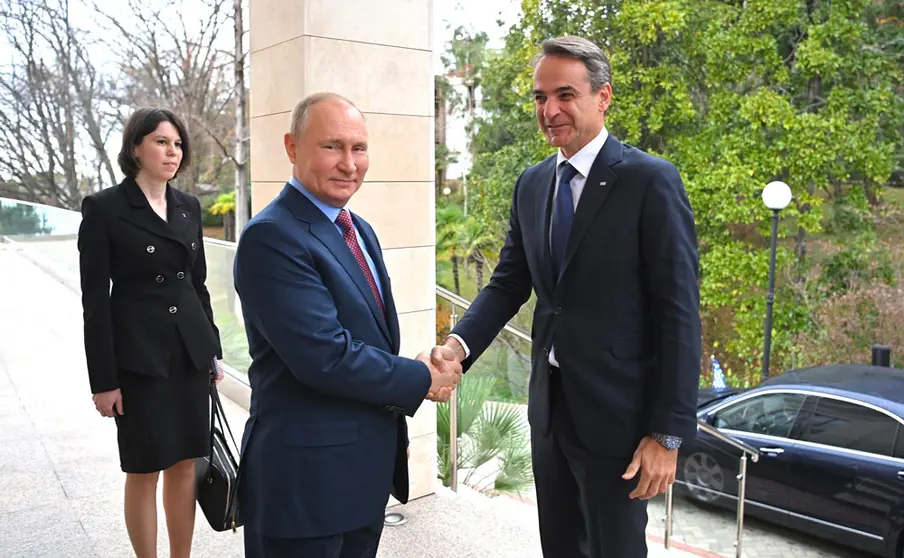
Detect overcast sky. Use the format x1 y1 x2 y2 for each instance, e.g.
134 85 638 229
434 0 522 72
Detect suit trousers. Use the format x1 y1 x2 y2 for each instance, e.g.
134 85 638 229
243 517 384 558
531 368 649 558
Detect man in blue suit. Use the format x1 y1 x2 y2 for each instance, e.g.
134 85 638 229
439 37 702 557
233 92 461 558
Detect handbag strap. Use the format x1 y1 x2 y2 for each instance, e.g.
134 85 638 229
209 379 241 455
207 379 217 457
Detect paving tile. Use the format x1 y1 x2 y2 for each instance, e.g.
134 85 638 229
0 437 53 471
0 467 67 514
54 455 123 500
0 502 95 558
40 429 120 466
71 488 167 558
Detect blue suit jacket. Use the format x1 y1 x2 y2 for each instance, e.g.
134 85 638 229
233 184 431 539
452 136 702 459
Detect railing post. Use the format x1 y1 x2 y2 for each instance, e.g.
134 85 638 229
663 483 674 549
735 454 748 558
449 307 459 492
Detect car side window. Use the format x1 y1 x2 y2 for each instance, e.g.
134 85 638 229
796 397 899 457
895 426 904 459
713 392 806 438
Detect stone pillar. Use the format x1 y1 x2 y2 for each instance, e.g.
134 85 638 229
248 0 438 500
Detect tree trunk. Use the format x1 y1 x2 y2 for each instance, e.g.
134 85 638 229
224 211 236 242
233 0 249 237
452 255 461 295
475 257 484 291
792 0 822 269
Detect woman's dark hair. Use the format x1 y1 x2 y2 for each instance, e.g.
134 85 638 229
117 108 192 178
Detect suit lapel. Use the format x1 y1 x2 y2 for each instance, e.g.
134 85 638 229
560 136 623 277
288 187 393 347
119 177 190 250
535 157 558 293
166 187 193 246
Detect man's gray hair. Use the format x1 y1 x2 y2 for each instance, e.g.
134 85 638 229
288 92 363 135
532 36 611 91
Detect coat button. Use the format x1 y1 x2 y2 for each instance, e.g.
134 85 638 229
554 306 562 315
155 275 164 283
191 242 197 251
176 272 185 279
146 245 155 253
169 306 178 314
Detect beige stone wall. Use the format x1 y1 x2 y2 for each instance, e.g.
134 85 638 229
248 0 438 501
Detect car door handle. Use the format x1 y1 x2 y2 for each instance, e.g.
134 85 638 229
760 447 784 455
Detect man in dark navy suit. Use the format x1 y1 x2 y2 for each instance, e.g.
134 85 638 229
440 37 702 557
233 92 461 558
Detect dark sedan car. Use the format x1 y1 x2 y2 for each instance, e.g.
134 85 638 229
677 364 904 557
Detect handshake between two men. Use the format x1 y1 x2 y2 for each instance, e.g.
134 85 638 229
415 342 465 403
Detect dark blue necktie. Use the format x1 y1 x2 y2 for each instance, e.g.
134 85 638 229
551 161 579 277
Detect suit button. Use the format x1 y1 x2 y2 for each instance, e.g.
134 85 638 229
155 275 164 283
554 306 562 315
146 245 155 253
176 272 185 280
169 306 178 314
191 242 197 251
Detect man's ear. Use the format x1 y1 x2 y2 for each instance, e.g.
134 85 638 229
598 82 612 114
284 133 297 164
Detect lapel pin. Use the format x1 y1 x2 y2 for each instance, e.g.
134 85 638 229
600 181 607 186
182 212 187 218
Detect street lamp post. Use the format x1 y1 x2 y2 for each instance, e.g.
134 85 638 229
761 181 792 382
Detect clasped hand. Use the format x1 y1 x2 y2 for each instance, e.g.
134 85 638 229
416 345 461 403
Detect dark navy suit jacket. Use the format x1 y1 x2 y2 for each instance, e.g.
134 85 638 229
233 184 431 539
452 135 702 458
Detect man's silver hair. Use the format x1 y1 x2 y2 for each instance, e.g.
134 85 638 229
532 36 611 91
288 92 363 135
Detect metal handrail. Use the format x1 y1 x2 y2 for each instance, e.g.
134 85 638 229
436 286 532 343
697 419 761 461
663 419 760 558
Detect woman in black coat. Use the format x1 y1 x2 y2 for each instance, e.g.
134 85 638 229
78 107 223 558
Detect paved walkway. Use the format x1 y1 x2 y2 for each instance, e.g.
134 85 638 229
1 240 857 558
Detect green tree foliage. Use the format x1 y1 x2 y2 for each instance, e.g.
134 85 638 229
466 0 904 385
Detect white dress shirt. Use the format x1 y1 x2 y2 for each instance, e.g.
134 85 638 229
450 126 610 367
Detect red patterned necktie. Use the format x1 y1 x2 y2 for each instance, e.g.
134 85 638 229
335 209 384 313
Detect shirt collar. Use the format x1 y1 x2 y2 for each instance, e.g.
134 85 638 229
556 126 609 178
289 175 343 223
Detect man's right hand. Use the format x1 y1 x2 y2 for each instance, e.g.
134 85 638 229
93 389 123 418
417 346 461 403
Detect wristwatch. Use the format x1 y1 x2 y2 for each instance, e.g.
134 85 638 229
651 432 682 451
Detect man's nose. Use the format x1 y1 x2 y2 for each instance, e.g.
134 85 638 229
337 151 356 173
543 98 561 121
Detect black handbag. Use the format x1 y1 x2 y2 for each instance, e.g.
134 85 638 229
195 376 243 532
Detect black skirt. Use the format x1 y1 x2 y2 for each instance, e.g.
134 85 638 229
114 339 210 474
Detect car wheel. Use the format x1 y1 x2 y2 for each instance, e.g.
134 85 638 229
682 451 725 504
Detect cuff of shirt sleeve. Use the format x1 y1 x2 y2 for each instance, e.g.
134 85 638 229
445 333 471 359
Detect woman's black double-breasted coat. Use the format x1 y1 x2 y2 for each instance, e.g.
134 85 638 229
78 177 222 394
